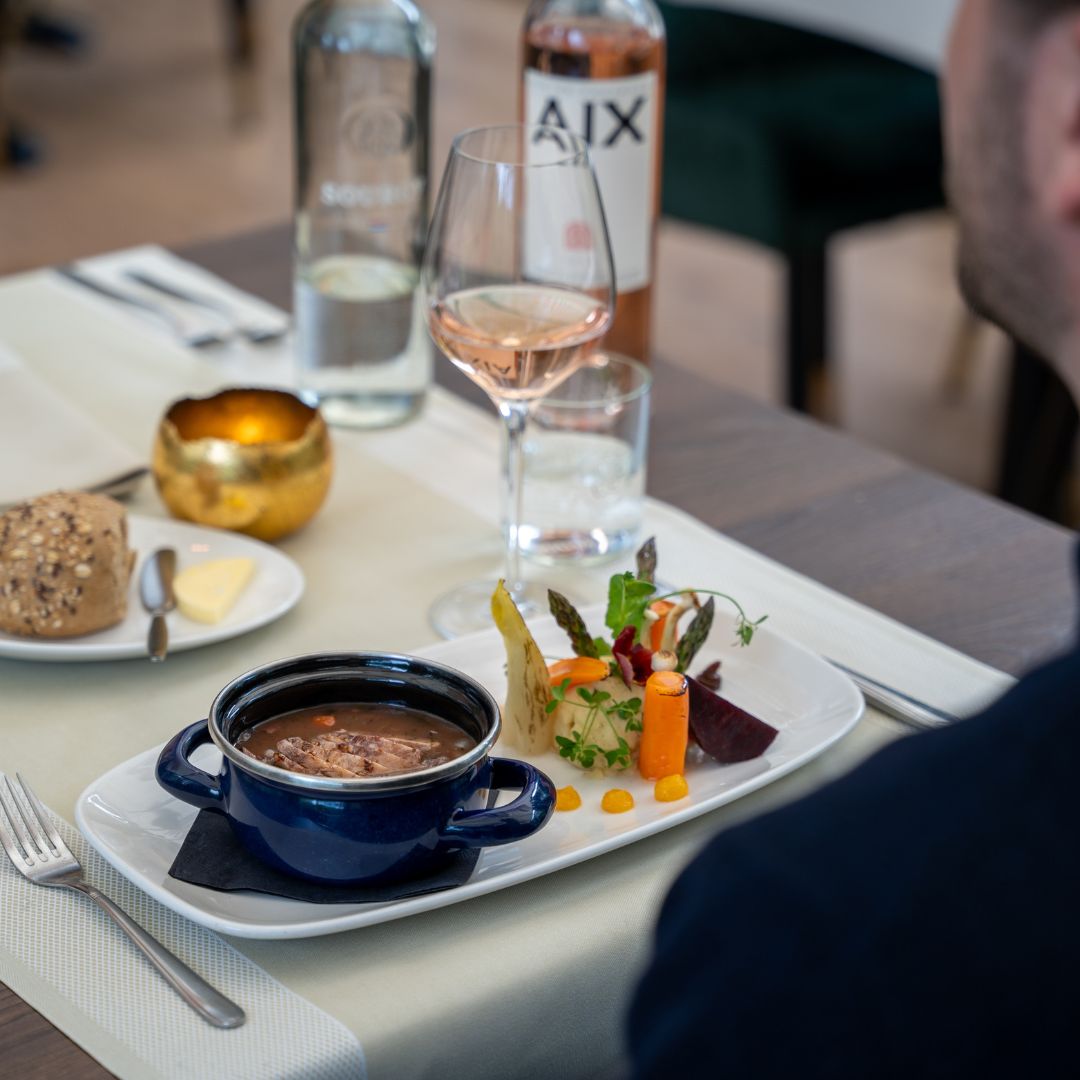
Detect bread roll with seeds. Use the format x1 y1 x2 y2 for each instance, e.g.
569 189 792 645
0 491 136 638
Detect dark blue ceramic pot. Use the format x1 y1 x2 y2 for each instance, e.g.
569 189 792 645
155 653 556 886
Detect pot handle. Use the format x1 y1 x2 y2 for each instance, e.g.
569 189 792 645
156 720 225 811
439 758 556 849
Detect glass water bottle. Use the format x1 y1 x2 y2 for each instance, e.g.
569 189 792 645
293 0 434 428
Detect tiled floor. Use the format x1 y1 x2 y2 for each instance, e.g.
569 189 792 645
0 0 1010 494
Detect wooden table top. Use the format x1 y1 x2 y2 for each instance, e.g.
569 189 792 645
2 223 1075 1078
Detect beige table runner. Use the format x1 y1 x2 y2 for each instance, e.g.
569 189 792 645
0 251 1015 1079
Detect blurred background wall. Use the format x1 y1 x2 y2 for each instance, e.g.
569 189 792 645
0 0 1016 513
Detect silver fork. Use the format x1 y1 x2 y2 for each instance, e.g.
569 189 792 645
124 269 289 345
56 266 230 349
0 773 245 1029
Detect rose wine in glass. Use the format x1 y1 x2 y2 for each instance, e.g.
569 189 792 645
422 124 615 638
429 284 610 398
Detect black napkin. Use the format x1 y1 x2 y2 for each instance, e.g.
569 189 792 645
168 809 482 904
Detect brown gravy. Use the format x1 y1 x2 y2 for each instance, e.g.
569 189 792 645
235 703 476 779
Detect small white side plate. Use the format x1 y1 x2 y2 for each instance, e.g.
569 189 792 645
0 515 304 662
75 609 863 938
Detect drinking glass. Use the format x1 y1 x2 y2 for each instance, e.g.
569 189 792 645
515 353 651 565
422 124 616 638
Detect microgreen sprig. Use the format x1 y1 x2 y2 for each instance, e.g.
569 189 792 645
651 589 767 648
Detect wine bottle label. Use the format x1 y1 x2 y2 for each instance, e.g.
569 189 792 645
524 68 657 292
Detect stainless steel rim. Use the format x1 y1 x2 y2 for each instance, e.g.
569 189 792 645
207 652 502 794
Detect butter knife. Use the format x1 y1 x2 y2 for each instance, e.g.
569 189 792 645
827 659 962 731
140 548 177 662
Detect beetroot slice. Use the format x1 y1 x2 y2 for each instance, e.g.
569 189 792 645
612 626 654 685
614 651 635 687
687 677 778 764
695 660 722 693
612 626 635 655
628 644 653 684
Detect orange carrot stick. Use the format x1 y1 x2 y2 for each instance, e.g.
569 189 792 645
548 656 610 689
638 653 689 780
649 600 678 652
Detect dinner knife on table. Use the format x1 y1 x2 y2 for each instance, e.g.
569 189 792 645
141 548 177 662
827 659 962 731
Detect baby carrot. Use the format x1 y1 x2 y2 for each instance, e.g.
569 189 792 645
648 599 678 653
547 656 610 689
638 651 689 780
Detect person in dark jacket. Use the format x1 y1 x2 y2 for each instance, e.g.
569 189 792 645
628 3 1080 1076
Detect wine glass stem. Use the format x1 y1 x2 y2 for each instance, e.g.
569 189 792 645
498 398 529 596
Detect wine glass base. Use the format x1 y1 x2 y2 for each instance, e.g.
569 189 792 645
429 579 553 640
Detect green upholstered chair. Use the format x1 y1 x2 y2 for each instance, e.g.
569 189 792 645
658 3 944 411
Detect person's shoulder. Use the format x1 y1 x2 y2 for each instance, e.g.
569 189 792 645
628 646 1080 1079
681 639 1080 898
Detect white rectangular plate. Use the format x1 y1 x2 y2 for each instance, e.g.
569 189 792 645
75 607 863 938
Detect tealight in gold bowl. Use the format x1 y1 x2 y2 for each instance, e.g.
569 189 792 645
152 388 332 542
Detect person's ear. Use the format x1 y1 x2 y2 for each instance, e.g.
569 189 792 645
1046 17 1080 221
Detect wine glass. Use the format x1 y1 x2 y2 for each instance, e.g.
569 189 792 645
422 124 616 638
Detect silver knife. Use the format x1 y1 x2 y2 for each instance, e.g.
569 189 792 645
140 548 177 662
827 658 962 731
84 467 150 502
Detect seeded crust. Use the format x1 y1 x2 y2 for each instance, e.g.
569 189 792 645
0 491 136 638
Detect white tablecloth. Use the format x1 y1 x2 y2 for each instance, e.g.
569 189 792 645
0 249 1010 1079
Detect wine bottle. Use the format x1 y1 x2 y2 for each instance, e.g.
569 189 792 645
521 0 665 364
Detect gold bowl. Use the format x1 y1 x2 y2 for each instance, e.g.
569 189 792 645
152 388 332 542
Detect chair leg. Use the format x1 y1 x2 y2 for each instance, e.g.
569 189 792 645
222 0 258 129
0 1 14 168
996 342 1078 522
786 245 828 414
224 0 254 69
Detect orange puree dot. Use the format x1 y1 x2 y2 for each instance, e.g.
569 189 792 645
601 789 635 814
555 786 582 811
654 774 689 802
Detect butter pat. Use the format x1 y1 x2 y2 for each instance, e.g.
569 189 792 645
174 557 256 624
